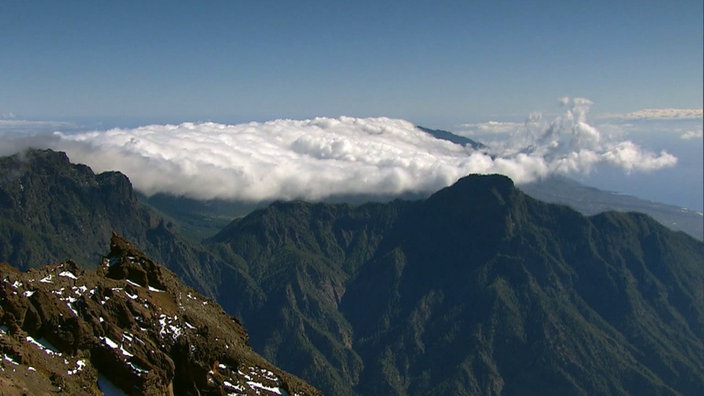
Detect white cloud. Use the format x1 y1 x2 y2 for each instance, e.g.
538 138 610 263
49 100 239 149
600 108 703 120
0 119 75 156
481 97 677 174
457 121 522 136
0 119 75 130
0 99 679 201
50 117 484 201
602 141 677 172
681 129 703 140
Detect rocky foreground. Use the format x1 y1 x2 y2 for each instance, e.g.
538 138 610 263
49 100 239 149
0 234 321 396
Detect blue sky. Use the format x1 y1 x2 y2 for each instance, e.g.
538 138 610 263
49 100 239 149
1 1 701 125
1 1 702 211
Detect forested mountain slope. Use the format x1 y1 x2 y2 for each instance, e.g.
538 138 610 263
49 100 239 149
1 149 702 395
208 174 704 395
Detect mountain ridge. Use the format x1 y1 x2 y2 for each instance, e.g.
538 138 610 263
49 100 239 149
0 148 266 303
207 174 704 395
1 149 703 395
522 175 703 240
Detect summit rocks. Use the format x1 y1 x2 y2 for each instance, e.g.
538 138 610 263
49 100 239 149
0 234 320 396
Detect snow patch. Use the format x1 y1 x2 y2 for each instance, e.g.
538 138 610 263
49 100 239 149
120 345 134 357
26 336 61 356
127 361 149 374
58 271 78 280
224 380 246 392
68 359 86 375
3 354 18 365
125 279 142 288
158 314 184 341
124 290 139 300
103 336 119 349
246 380 288 395
66 303 79 316
73 285 88 294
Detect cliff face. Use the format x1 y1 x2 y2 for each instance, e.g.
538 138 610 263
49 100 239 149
0 148 255 308
0 149 157 270
0 234 320 396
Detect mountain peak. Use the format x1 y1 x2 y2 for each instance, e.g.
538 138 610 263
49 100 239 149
0 149 163 270
416 126 485 149
108 233 140 259
426 173 518 216
451 173 515 193
22 148 71 165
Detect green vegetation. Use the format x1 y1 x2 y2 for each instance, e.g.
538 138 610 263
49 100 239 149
2 149 703 395
207 174 704 395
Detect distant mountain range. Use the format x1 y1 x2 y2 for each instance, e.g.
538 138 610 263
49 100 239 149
1 149 703 395
522 175 703 240
416 126 485 149
417 126 702 241
140 127 702 242
141 175 703 245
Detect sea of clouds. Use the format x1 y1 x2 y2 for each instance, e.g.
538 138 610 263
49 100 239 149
0 98 679 201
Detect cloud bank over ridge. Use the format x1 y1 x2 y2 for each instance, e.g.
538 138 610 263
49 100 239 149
601 108 703 121
2 98 677 201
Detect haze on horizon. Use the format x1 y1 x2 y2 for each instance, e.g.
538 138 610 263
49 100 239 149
1 1 702 210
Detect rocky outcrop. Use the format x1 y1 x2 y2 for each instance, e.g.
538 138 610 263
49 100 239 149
0 234 320 395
